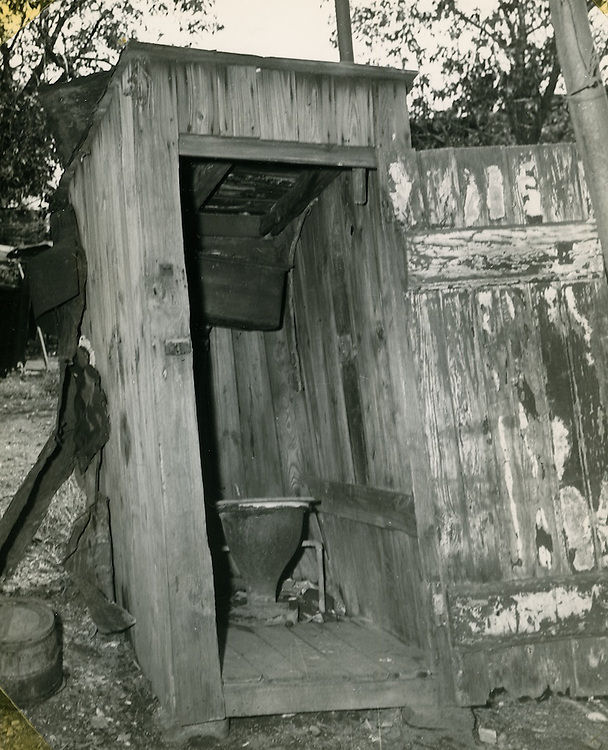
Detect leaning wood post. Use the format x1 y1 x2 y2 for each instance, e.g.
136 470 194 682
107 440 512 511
549 0 608 266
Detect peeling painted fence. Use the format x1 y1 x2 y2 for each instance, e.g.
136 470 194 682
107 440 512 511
391 143 608 703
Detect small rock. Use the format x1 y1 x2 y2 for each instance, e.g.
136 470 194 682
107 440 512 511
586 711 608 722
309 724 321 736
478 726 497 744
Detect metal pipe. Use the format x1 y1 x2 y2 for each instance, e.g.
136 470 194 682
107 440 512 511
549 0 608 267
334 0 354 62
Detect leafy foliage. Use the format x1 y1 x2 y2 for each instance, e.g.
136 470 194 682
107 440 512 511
0 0 218 208
349 0 608 148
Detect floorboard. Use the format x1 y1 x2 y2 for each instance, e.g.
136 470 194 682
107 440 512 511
221 619 435 717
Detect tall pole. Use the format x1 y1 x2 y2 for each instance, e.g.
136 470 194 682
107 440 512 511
334 0 354 62
549 0 608 265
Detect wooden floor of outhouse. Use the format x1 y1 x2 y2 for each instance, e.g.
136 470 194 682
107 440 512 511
221 619 435 717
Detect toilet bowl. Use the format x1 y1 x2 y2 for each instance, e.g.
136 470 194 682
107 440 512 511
216 498 312 604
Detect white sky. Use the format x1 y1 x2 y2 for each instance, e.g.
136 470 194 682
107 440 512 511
142 0 339 61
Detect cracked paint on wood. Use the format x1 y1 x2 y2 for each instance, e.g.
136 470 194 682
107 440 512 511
405 144 608 704
407 223 602 290
448 575 608 648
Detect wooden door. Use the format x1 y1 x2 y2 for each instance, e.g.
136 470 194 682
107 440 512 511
406 278 608 705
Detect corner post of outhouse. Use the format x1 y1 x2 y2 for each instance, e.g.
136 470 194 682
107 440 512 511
371 64 460 703
114 51 225 730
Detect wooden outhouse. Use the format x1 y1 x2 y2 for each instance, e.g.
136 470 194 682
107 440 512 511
49 41 608 735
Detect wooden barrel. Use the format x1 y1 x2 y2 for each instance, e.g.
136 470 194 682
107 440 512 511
0 598 62 705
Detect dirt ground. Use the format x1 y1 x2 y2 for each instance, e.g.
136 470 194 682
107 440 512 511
2 365 608 749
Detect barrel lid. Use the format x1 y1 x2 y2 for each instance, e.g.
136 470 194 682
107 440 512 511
0 598 56 644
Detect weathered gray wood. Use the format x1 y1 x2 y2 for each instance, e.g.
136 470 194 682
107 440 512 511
127 41 417 83
224 675 436 717
179 134 377 167
259 168 341 236
231 330 284 497
208 328 245 500
407 223 602 289
309 479 416 536
69 59 225 724
190 161 232 210
448 573 608 649
221 621 434 717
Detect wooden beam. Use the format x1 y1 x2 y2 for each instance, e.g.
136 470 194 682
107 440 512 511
308 478 417 537
407 221 603 290
124 41 417 86
259 168 342 237
191 161 232 211
179 134 377 169
448 572 608 650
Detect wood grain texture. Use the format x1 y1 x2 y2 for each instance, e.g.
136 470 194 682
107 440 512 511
381 143 590 237
290 169 427 649
309 479 416 536
407 223 603 289
69 59 225 724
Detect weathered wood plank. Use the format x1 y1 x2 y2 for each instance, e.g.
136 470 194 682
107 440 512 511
317 513 361 616
294 74 334 144
263 327 308 496
441 291 504 582
572 636 608 695
559 281 608 567
231 330 284 497
453 147 506 227
224 626 301 681
309 479 416 536
535 284 598 573
299 204 355 482
322 180 368 484
178 134 377 167
288 622 392 679
417 148 460 228
406 293 470 583
334 77 374 146
448 572 608 648
407 223 602 289
70 59 225 724
506 145 545 225
175 62 221 135
224 65 260 138
536 143 585 223
474 286 565 578
127 42 417 84
208 328 246 500
335 620 429 677
127 61 225 723
259 168 342 236
256 68 298 141
223 671 436 717
190 161 232 210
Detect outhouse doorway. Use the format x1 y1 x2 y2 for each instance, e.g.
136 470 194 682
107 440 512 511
177 139 435 718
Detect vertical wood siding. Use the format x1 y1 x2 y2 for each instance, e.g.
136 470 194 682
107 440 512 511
390 144 608 702
68 60 225 725
174 60 408 147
